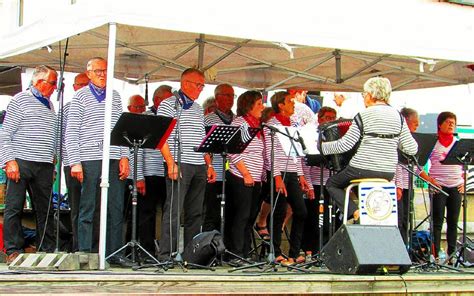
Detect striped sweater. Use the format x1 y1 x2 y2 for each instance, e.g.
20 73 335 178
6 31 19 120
65 86 128 165
142 110 165 177
264 116 304 176
0 90 57 166
156 96 205 165
228 116 265 182
204 112 235 181
429 140 464 188
322 105 418 173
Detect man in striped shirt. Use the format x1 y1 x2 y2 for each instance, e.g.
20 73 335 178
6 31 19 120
63 72 90 252
65 58 130 264
322 77 418 221
202 83 235 232
0 65 58 263
141 85 173 257
156 68 216 261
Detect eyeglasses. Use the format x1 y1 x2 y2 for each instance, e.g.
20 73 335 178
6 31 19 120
42 79 57 86
89 69 107 76
185 80 205 89
321 115 337 121
217 93 236 99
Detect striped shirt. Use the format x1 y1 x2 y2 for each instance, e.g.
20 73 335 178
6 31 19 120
128 147 144 181
322 105 418 173
157 96 205 165
204 111 235 181
142 110 165 177
0 90 57 166
65 86 128 165
393 163 420 189
61 102 71 166
264 116 304 176
228 116 265 182
429 140 463 188
309 165 330 186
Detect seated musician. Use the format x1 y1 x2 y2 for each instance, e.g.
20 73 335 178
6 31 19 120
320 77 418 220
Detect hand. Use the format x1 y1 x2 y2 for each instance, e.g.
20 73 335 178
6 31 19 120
167 162 179 180
5 160 20 183
243 173 254 187
307 189 315 200
207 166 216 183
136 179 146 196
299 176 310 192
275 175 287 197
119 157 129 180
71 164 83 183
458 183 465 194
396 187 403 201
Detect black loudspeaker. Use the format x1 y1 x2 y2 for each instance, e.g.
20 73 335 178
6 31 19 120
321 225 411 275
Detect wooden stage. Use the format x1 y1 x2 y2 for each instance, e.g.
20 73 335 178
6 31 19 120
0 263 474 295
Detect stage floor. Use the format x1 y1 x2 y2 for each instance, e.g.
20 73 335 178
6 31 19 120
0 263 474 295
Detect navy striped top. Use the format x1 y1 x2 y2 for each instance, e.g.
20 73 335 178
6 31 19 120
65 86 128 165
0 90 57 165
156 96 205 165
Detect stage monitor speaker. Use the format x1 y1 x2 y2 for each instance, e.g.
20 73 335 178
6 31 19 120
321 224 411 275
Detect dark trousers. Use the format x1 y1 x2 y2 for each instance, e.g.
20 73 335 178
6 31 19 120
432 186 462 256
158 163 207 259
301 185 331 254
64 165 82 252
270 171 307 258
141 175 166 254
4 159 55 255
397 188 411 245
202 181 223 232
326 165 394 217
225 172 262 257
79 160 125 256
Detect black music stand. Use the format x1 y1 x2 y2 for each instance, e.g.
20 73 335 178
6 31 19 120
195 124 260 265
107 113 175 267
398 133 438 255
441 139 474 267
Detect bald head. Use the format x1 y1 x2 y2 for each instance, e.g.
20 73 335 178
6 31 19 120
128 94 146 114
73 72 90 91
153 85 173 108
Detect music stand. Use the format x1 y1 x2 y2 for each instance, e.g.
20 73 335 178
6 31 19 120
107 113 175 267
398 133 438 255
195 124 260 265
441 139 474 267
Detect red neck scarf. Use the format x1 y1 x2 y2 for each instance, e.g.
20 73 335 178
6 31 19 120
243 114 262 139
438 131 454 147
275 113 291 126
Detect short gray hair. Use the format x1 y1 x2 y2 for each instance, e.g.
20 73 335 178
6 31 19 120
214 83 233 96
31 65 56 84
86 57 106 71
363 77 392 102
400 107 418 119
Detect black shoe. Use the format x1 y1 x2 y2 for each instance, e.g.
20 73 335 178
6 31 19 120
108 255 134 268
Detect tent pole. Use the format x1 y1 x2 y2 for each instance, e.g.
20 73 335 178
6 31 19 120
99 22 117 270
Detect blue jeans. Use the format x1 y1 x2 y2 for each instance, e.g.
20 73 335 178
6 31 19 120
78 160 125 255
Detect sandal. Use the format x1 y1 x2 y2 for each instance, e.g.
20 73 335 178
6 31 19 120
281 258 295 267
254 224 270 241
295 255 306 264
274 255 286 264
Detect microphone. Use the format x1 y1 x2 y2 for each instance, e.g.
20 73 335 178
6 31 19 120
296 131 308 154
172 88 180 99
261 123 280 133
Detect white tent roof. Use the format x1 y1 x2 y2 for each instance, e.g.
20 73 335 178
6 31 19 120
1 0 473 91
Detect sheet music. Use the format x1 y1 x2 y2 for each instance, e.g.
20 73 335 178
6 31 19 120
275 126 304 157
298 123 320 155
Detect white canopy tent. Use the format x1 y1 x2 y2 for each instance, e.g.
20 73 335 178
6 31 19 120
1 0 473 269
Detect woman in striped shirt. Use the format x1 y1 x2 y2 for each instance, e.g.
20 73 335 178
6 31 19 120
429 112 464 258
225 90 265 264
321 77 418 221
265 91 310 266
